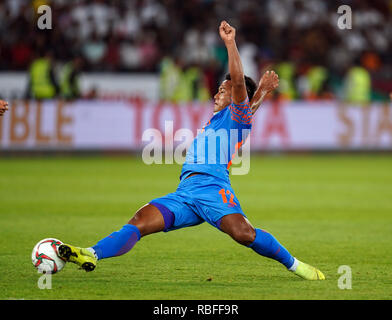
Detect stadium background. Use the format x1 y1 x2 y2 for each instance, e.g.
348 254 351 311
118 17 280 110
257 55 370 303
0 0 392 151
0 0 392 300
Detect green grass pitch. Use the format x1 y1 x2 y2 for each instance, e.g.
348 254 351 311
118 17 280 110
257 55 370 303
0 154 391 300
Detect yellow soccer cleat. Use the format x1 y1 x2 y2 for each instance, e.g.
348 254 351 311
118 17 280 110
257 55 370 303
58 244 97 272
292 259 325 280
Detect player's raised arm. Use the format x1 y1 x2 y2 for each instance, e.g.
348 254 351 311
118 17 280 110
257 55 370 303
250 71 279 115
219 21 247 104
0 100 9 117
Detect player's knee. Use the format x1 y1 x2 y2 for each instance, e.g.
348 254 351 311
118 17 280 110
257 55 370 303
127 212 145 235
127 204 165 237
127 205 151 236
231 227 256 246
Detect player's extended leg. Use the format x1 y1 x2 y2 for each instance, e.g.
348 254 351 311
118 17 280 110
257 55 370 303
219 214 325 280
58 204 168 271
90 203 168 259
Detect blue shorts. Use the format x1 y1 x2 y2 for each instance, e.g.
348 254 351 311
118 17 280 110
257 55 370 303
150 173 246 232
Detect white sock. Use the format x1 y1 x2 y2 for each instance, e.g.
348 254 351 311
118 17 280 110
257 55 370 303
86 247 98 259
288 257 299 272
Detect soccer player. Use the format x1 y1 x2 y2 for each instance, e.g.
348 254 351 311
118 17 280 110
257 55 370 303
0 100 9 117
59 21 325 280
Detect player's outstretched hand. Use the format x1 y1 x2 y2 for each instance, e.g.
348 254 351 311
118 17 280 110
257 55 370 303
259 71 279 94
0 100 9 117
219 20 236 43
250 71 279 115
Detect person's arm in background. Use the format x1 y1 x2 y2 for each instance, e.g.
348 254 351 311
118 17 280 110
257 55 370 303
219 21 247 104
0 100 9 116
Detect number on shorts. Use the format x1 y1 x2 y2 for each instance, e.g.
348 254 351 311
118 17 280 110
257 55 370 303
219 189 237 207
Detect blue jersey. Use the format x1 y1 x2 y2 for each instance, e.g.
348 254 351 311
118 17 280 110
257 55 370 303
180 98 252 182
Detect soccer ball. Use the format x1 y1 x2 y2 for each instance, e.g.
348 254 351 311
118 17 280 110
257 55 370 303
32 238 66 274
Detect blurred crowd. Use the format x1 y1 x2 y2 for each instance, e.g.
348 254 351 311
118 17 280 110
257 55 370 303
0 0 391 102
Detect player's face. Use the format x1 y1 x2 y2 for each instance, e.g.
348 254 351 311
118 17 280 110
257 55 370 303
214 80 232 112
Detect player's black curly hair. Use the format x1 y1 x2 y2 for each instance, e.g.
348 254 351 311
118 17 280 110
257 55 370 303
225 74 257 101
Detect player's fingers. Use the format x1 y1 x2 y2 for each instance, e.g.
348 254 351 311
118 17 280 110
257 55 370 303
222 21 233 33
